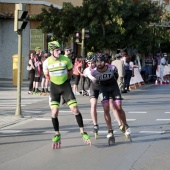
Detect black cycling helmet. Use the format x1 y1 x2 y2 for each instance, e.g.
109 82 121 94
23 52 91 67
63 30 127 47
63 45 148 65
86 54 96 62
95 53 106 62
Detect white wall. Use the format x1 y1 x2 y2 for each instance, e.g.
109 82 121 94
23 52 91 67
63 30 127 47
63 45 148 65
0 19 30 79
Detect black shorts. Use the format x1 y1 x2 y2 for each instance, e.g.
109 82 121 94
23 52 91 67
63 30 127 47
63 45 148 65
74 75 81 85
101 84 122 101
50 80 77 108
89 83 100 99
34 76 40 82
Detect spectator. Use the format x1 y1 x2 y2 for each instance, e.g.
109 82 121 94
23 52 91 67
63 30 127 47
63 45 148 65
122 55 134 93
28 51 35 94
33 47 43 93
160 53 168 84
73 56 83 95
111 53 125 93
64 47 72 59
80 57 90 96
41 50 50 93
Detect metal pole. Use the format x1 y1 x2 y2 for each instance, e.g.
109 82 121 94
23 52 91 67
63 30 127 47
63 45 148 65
15 31 23 117
81 28 85 57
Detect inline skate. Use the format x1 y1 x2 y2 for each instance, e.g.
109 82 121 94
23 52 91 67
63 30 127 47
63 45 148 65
93 125 99 139
82 90 89 96
81 132 91 145
107 129 115 145
52 134 61 149
119 124 132 142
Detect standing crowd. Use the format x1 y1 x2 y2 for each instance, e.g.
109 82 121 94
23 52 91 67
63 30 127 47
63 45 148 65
27 47 50 94
155 52 170 85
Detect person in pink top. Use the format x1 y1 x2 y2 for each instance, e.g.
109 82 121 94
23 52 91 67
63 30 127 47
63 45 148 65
73 56 83 95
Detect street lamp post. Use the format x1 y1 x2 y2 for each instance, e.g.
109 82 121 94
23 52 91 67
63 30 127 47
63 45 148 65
15 30 23 117
14 3 28 117
81 28 85 57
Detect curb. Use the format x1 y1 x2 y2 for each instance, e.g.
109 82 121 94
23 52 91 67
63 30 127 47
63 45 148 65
0 115 30 129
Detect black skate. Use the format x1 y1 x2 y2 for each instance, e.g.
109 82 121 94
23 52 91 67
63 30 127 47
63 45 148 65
107 129 115 145
82 90 89 96
93 125 99 139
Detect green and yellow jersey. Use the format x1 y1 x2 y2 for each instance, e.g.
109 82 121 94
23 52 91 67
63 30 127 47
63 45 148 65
43 55 72 85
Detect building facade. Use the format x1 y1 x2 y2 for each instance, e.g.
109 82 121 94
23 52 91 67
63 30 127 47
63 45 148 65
0 0 82 80
0 0 169 79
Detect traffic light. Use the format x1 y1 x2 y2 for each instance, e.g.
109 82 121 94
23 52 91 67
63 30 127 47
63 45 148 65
74 31 80 43
14 4 28 32
84 29 90 38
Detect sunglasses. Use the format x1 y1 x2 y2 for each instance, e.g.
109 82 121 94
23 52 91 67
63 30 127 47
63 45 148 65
87 62 95 65
54 49 61 52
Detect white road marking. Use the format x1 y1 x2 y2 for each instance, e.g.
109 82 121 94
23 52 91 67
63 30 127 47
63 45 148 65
51 110 104 113
43 131 68 134
0 105 26 107
0 130 22 133
90 130 117 134
156 119 170 121
164 112 170 114
113 119 136 122
83 119 92 121
24 111 42 113
35 118 51 121
139 131 165 134
127 119 136 121
128 111 147 114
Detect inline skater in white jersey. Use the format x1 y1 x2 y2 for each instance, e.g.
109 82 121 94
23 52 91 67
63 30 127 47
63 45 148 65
83 54 101 138
91 53 132 142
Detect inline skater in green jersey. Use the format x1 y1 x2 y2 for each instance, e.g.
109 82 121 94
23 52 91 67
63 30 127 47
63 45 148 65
43 41 91 149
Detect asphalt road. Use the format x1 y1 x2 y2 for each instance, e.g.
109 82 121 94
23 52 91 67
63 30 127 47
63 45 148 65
0 83 170 170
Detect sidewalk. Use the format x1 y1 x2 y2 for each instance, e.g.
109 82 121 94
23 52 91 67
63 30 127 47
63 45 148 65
0 78 29 87
0 78 152 129
0 115 30 129
0 79 30 129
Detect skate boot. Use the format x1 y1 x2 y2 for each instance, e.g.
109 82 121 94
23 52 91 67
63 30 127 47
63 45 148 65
119 124 126 133
52 134 61 149
119 124 132 142
82 90 89 96
93 125 99 139
28 91 33 95
45 88 50 94
34 88 41 95
40 88 45 96
81 132 91 145
155 80 158 85
107 129 115 145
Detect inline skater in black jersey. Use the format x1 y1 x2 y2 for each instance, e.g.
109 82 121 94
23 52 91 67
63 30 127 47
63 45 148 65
91 53 132 143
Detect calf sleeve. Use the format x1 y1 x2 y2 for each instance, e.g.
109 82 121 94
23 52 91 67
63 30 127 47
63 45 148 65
75 113 84 128
52 117 59 131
